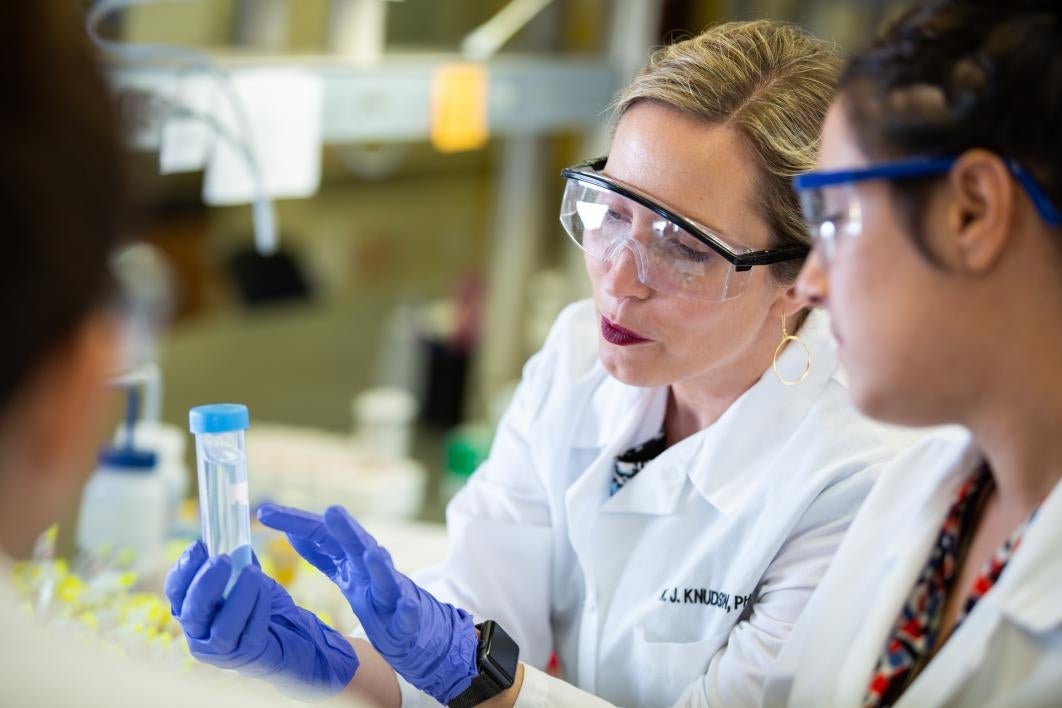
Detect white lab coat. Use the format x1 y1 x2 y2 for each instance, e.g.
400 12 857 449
764 432 1062 708
400 300 922 708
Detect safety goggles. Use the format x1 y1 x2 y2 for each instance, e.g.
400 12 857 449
560 157 808 301
793 155 1062 266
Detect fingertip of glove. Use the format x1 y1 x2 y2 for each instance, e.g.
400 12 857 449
182 539 207 564
323 505 348 524
324 506 371 545
256 503 279 524
207 553 234 574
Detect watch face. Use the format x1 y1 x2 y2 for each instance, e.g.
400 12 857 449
480 622 519 688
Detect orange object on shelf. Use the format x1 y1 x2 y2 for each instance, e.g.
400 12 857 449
430 63 489 153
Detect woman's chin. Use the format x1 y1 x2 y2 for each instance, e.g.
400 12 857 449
600 345 665 387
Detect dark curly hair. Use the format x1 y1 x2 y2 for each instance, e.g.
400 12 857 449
0 4 126 411
839 0 1062 257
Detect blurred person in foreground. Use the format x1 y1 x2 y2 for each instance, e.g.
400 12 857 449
0 5 368 706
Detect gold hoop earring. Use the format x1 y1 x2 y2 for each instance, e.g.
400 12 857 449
773 314 811 386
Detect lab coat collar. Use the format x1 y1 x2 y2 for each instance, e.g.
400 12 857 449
879 439 981 564
581 309 844 518
568 364 667 452
601 428 703 515
829 436 978 706
683 309 841 517
894 474 1062 708
995 476 1062 632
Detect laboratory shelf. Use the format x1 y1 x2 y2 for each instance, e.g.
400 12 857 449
108 52 618 147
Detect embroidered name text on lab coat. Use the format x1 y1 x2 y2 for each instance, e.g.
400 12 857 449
658 587 752 613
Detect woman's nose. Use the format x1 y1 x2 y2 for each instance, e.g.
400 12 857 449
795 248 829 308
599 241 652 299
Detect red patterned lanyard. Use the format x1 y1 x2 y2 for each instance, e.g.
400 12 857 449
863 467 1038 708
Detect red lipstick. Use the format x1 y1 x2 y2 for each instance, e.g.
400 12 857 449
600 316 650 346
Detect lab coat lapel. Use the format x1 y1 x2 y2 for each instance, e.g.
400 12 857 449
997 477 1062 633
833 444 980 706
600 431 699 515
896 477 1062 708
564 380 667 566
834 500 948 705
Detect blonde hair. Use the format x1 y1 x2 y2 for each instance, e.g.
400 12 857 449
615 20 842 283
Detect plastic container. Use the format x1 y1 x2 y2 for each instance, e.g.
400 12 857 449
77 448 168 572
118 421 188 534
441 423 493 503
352 387 418 461
78 385 168 572
190 404 252 593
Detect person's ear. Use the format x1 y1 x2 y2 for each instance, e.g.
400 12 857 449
778 278 810 319
945 149 1015 272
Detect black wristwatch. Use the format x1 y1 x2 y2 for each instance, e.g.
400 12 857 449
448 620 520 708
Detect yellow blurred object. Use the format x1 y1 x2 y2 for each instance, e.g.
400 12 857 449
10 562 40 593
57 574 86 604
265 534 299 587
116 548 137 568
42 524 59 546
430 62 489 153
179 497 199 520
79 611 101 632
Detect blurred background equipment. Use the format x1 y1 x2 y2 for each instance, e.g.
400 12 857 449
82 0 915 522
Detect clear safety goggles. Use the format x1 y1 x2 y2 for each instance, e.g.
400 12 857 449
560 157 809 301
794 155 1062 267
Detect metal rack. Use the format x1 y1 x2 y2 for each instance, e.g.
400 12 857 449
109 53 617 147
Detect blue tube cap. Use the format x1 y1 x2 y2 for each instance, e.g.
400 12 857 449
189 403 250 434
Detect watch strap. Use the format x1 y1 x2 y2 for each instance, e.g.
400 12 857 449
447 673 505 708
447 621 519 708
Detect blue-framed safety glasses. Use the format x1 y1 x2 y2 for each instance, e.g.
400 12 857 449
560 157 808 301
793 155 1062 264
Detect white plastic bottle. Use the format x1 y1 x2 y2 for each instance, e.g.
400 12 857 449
77 447 168 572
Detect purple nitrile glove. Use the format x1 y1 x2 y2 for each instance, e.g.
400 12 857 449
257 503 479 705
164 540 359 698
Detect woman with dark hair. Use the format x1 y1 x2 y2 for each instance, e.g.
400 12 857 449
765 2 1062 706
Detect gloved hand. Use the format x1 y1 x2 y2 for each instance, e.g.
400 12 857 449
258 504 479 705
164 540 359 697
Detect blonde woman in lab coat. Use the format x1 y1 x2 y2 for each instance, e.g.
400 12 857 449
167 22 922 708
764 1 1062 707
